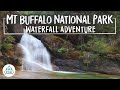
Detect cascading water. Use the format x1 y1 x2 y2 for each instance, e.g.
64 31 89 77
18 33 53 72
17 33 81 75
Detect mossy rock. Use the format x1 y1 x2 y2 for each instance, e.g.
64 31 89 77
42 35 82 60
65 50 82 60
42 35 73 49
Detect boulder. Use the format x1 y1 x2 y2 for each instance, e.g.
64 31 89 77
55 34 89 45
54 58 83 72
53 57 120 75
85 59 120 75
41 35 82 60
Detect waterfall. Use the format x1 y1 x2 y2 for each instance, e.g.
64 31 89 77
18 33 53 72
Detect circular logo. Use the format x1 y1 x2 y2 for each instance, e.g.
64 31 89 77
2 64 16 77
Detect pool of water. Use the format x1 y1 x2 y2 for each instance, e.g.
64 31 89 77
1 70 120 79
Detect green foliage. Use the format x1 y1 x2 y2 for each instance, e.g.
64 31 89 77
112 11 120 33
75 44 88 51
86 37 113 54
57 47 68 53
33 11 54 15
0 11 7 13
18 11 54 15
2 43 14 50
1 35 15 51
4 35 15 43
17 11 34 15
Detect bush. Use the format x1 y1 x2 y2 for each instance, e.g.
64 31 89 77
1 35 15 51
4 35 15 43
75 44 88 51
86 37 113 54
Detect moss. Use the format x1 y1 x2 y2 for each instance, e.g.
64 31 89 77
63 50 82 60
43 35 73 51
57 47 68 54
42 35 83 60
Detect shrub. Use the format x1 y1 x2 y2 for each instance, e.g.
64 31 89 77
1 35 15 51
86 37 113 54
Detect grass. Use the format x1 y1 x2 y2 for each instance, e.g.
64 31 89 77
53 73 120 79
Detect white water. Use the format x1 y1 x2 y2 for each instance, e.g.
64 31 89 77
18 33 53 71
17 33 83 75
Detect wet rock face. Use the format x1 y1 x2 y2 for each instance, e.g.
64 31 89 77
86 59 120 75
52 64 59 71
42 35 73 49
40 35 82 60
54 59 83 72
53 58 120 75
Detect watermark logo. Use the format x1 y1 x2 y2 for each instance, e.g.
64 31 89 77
2 64 16 77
